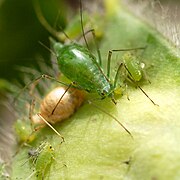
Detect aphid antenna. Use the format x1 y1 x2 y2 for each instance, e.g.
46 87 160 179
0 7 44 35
87 100 133 139
38 41 56 57
21 145 41 167
57 25 72 42
79 0 90 50
124 64 159 106
111 46 147 52
33 0 71 43
13 74 69 105
33 0 60 41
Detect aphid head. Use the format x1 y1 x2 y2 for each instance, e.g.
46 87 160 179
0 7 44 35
48 145 54 152
52 39 64 57
98 85 112 99
98 85 116 103
99 90 107 99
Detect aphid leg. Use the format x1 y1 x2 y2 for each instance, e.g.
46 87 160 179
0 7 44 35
107 50 112 78
137 86 158 106
79 1 102 66
37 113 65 142
124 65 159 106
30 98 64 143
112 62 130 102
106 47 146 79
125 83 130 101
51 81 75 115
13 143 32 158
33 0 62 42
25 170 36 180
79 0 89 50
29 98 46 133
113 63 123 88
13 74 69 104
29 98 36 131
87 100 133 139
142 68 151 84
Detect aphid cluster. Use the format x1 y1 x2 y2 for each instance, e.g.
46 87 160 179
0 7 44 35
11 1 160 179
14 0 158 148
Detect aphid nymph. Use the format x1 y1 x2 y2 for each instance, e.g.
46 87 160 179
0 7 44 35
26 141 55 180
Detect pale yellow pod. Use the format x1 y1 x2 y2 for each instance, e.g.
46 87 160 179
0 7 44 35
32 87 85 125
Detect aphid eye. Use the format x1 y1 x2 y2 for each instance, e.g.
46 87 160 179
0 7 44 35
49 146 52 149
101 92 105 96
100 90 107 97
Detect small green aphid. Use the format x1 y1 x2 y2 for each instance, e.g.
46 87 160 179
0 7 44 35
121 52 158 105
13 119 38 157
123 52 144 82
26 141 55 180
14 119 36 144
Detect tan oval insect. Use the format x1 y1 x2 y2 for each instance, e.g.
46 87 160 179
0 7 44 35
32 86 85 125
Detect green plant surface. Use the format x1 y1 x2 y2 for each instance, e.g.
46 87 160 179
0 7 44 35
11 1 180 180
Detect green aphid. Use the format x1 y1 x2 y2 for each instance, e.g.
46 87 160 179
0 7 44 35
123 52 144 82
27 142 55 180
121 52 158 105
14 119 36 144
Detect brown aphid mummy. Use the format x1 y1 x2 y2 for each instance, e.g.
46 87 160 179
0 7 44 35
32 86 85 125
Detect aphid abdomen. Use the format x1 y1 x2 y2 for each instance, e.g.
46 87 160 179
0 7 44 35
35 144 54 179
123 53 142 82
55 43 111 94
